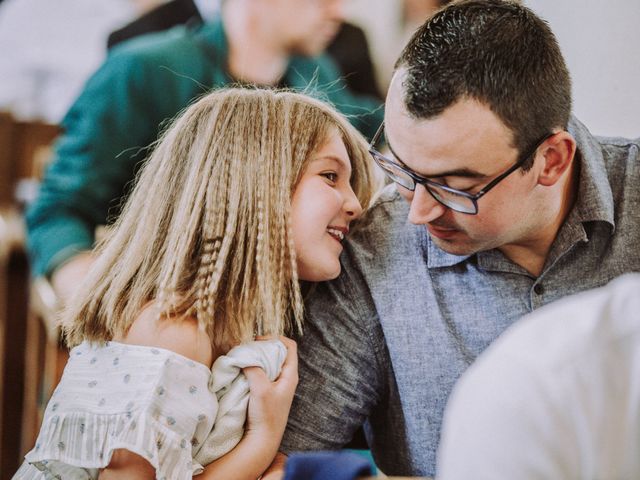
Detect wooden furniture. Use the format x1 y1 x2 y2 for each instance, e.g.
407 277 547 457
0 207 29 480
0 112 61 479
0 113 59 203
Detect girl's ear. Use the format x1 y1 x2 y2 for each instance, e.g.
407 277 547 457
536 131 577 187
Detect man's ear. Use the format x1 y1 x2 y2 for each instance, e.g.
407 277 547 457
536 131 576 187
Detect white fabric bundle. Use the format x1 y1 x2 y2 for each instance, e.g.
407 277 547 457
195 339 287 464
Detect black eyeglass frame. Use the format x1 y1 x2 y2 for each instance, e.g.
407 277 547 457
368 123 555 215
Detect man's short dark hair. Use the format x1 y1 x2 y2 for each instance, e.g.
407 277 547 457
395 0 571 169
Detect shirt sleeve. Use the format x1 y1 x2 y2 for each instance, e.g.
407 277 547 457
25 48 160 276
280 254 389 453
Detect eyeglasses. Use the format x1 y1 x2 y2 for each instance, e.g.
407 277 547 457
368 123 554 215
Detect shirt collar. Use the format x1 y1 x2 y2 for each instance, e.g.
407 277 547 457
567 116 615 231
424 230 473 268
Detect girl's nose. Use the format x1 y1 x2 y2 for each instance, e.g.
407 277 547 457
344 186 363 219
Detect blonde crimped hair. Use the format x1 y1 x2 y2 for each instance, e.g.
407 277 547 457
62 87 375 352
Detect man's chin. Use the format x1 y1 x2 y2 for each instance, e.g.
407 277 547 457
293 41 330 57
429 234 478 257
292 30 338 57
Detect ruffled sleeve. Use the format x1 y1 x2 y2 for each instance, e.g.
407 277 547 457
19 341 218 480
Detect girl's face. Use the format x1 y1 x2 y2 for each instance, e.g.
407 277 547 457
290 129 363 281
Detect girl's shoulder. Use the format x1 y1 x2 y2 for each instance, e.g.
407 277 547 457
117 303 214 368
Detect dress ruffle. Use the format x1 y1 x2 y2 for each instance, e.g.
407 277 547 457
14 339 287 479
15 341 215 480
21 408 199 480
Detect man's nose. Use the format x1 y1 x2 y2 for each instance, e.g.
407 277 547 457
407 184 446 225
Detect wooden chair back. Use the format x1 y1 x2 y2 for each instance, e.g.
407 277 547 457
0 111 60 479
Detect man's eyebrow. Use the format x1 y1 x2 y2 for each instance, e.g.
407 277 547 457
386 140 487 180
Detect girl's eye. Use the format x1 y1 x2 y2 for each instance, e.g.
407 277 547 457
321 172 338 183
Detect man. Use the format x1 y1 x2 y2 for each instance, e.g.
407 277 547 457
438 274 640 479
271 0 640 477
26 0 382 300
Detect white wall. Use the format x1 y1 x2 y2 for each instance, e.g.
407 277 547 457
524 0 640 138
347 0 640 139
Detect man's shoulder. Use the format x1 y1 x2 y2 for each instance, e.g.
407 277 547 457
595 133 640 149
350 185 409 245
341 185 417 274
572 116 640 173
594 134 640 222
94 24 218 102
106 24 209 67
597 134 640 171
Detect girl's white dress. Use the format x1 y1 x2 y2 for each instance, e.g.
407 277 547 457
13 339 286 480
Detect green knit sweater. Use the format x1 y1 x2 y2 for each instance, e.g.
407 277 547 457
26 17 383 276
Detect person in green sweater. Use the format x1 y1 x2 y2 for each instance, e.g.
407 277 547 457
26 0 383 302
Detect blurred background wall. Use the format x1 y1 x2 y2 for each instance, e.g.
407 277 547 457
520 0 640 138
348 0 640 137
0 0 637 136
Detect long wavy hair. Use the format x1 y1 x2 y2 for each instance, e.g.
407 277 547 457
62 88 376 351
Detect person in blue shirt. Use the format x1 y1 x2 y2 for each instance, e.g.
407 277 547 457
268 1 640 477
26 0 382 302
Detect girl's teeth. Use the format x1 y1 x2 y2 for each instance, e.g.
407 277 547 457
327 228 344 240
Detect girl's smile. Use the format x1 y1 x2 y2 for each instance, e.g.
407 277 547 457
290 129 363 282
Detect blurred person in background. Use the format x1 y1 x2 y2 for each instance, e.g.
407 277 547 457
107 0 382 99
370 0 453 90
106 0 220 49
401 0 453 39
25 0 383 304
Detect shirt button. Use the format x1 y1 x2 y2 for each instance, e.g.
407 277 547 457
533 283 544 295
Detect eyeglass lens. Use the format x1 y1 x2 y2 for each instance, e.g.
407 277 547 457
372 151 477 214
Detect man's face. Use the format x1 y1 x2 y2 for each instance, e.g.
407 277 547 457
384 71 550 257
272 0 345 56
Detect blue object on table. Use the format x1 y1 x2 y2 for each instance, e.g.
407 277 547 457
284 451 373 480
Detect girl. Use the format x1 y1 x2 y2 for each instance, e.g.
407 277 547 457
15 88 375 479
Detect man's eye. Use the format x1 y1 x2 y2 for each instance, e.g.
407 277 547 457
428 177 451 188
321 172 338 183
435 177 475 193
451 183 477 193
